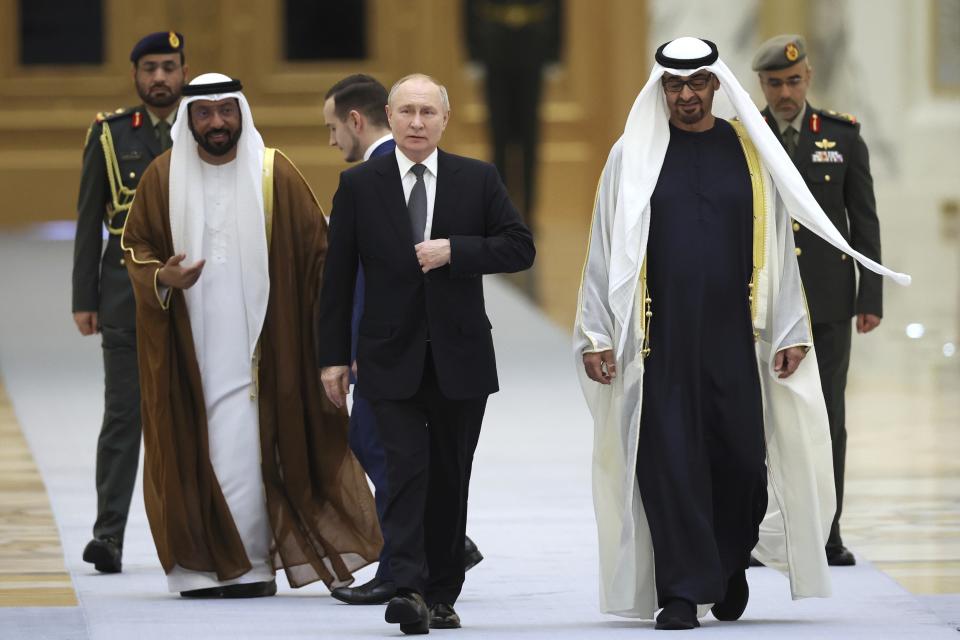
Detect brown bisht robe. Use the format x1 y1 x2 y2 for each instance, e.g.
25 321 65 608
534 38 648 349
121 150 382 587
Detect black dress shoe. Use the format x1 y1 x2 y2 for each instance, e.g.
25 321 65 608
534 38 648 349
180 580 276 599
331 577 397 605
180 586 223 598
655 598 699 630
464 535 483 572
82 536 122 574
385 591 429 635
711 569 749 621
826 546 856 566
221 580 277 598
429 603 461 629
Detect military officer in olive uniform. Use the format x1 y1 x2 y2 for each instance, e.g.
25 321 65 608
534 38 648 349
72 31 187 573
753 34 882 567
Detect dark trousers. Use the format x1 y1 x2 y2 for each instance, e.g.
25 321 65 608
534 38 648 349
636 364 767 606
812 320 852 550
93 325 142 544
370 349 485 605
348 391 391 581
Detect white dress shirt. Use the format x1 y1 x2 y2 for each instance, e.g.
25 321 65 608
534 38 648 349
395 147 438 241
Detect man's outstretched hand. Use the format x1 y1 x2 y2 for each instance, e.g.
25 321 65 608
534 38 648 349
157 253 206 290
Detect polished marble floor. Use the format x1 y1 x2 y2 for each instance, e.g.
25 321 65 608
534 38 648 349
0 230 956 637
533 186 960 597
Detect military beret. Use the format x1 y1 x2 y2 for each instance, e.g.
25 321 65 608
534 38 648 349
130 31 184 64
752 34 806 71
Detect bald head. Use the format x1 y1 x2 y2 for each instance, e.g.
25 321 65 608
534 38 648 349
388 74 450 113
386 73 450 163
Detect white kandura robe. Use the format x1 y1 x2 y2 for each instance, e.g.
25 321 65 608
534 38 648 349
575 137 837 619
166 160 273 592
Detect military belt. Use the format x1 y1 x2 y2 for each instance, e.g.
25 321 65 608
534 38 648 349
478 1 551 28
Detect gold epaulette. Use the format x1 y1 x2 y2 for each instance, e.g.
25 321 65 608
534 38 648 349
102 107 130 121
822 109 858 125
84 108 129 146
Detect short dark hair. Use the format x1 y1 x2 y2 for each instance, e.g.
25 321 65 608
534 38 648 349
325 74 389 128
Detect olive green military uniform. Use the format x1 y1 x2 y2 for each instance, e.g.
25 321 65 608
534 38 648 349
761 102 883 553
72 105 171 546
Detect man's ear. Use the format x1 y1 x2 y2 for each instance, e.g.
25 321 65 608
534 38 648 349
712 75 721 90
348 109 364 133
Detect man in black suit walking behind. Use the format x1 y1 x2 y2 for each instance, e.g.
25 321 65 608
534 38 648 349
318 73 535 634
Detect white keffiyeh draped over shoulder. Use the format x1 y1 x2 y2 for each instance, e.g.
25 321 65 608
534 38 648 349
574 37 911 619
601 37 909 361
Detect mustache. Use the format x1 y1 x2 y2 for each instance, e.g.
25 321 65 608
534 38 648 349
205 128 231 138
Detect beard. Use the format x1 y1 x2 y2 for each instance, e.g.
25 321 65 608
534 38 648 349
190 120 243 157
674 97 707 125
342 133 363 163
136 80 181 109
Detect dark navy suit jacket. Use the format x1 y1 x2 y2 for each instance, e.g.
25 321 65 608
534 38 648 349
350 138 397 376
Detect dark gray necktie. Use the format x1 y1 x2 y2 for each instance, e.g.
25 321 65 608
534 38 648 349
156 120 172 151
784 125 798 158
408 164 428 243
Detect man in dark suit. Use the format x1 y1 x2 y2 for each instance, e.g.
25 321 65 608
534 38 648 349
753 35 883 567
71 31 187 574
321 74 486 606
464 0 562 233
318 73 535 634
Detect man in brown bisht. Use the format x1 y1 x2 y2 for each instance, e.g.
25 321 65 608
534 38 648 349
121 72 381 597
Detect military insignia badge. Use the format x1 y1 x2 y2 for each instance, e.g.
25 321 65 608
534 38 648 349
812 150 844 163
132 112 143 129
168 32 180 49
814 138 837 150
809 112 821 133
785 42 800 62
